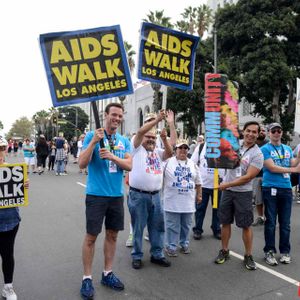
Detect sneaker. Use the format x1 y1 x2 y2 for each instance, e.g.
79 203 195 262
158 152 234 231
144 235 149 241
2 285 17 300
215 249 230 264
252 216 265 226
60 173 68 176
80 278 94 299
264 251 278 266
179 246 191 254
101 272 124 291
126 234 133 247
150 256 171 267
132 259 142 269
55 173 59 176
193 232 202 240
279 253 291 264
165 248 178 257
244 255 257 270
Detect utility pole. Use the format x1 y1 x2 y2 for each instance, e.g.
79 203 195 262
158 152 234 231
75 107 78 138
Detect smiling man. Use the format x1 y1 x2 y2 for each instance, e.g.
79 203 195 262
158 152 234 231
215 121 264 271
261 123 300 266
78 103 132 298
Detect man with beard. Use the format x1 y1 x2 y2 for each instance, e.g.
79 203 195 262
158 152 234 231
128 110 173 270
252 126 268 226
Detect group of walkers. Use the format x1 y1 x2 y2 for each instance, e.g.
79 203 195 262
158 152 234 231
0 102 299 300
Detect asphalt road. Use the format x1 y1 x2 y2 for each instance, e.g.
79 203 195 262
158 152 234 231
1 154 300 300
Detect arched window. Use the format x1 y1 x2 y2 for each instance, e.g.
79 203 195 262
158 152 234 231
144 106 150 115
137 108 143 128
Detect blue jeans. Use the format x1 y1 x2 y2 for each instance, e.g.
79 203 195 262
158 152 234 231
165 212 193 251
56 160 64 174
128 190 165 260
263 187 292 254
193 188 221 235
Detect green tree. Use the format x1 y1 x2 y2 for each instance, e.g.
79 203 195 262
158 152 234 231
167 5 214 137
143 10 174 28
215 0 300 131
6 117 34 139
32 110 50 138
57 106 89 141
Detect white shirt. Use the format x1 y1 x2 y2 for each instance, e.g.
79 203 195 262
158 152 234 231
163 157 202 213
129 143 164 191
191 143 225 189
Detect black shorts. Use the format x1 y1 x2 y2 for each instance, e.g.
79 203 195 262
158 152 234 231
85 195 124 236
218 190 253 228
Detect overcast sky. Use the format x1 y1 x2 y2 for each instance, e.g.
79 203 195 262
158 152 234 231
0 0 206 134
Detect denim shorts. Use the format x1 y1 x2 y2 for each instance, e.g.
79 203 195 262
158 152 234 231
218 190 253 228
85 195 124 236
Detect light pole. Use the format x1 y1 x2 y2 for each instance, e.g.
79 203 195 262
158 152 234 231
213 26 217 73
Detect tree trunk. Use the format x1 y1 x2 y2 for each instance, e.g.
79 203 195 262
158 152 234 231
272 88 281 122
286 79 295 117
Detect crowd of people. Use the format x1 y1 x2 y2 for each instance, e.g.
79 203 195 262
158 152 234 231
1 102 300 300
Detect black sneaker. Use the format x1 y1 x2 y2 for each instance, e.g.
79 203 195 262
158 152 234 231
150 256 171 267
132 259 142 269
193 232 202 240
244 255 257 270
215 249 230 264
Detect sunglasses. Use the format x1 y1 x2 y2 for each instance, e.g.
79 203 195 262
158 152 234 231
178 146 188 150
270 129 282 134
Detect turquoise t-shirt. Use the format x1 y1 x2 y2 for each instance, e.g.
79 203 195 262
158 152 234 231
23 144 35 158
83 131 131 197
261 143 293 188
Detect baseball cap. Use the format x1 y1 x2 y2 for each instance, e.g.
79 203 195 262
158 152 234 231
268 123 282 131
144 112 157 123
176 139 190 149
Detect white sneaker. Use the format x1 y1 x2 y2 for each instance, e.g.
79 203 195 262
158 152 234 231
144 235 149 241
264 251 278 266
2 286 17 300
126 234 133 247
279 253 291 264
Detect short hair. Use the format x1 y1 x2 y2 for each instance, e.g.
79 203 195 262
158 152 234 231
105 103 124 114
243 121 260 133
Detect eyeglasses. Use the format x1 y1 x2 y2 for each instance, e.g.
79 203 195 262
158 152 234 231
270 129 282 134
178 146 188 150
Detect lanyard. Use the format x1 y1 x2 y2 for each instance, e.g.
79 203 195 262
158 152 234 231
104 130 116 152
271 144 285 163
240 143 255 158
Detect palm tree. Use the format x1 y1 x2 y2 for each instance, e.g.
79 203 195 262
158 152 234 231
143 10 174 28
124 41 136 74
32 110 50 137
176 4 213 38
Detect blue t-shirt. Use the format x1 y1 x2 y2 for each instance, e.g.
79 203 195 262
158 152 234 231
23 144 35 158
83 131 131 197
261 143 293 188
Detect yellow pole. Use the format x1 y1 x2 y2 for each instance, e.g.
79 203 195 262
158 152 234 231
213 168 219 208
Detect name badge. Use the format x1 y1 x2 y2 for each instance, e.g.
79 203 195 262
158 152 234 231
271 188 277 196
109 161 117 173
236 167 242 177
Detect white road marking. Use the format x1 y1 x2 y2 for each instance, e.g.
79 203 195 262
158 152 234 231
77 182 86 188
230 251 299 286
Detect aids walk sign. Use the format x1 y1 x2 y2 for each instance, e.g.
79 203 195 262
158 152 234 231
40 25 133 107
137 22 200 90
0 164 28 209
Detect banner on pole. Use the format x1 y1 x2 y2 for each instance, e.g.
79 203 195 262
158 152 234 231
205 73 240 169
137 22 200 90
40 25 133 107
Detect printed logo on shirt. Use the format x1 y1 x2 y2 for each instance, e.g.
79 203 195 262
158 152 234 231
241 155 250 166
145 152 162 174
172 165 193 193
285 150 290 159
116 141 125 151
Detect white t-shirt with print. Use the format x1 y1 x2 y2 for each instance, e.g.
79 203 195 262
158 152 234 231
129 144 164 191
191 143 225 189
163 157 202 213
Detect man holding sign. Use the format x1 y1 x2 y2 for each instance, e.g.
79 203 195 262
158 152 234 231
0 138 29 300
214 121 263 270
78 103 131 297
